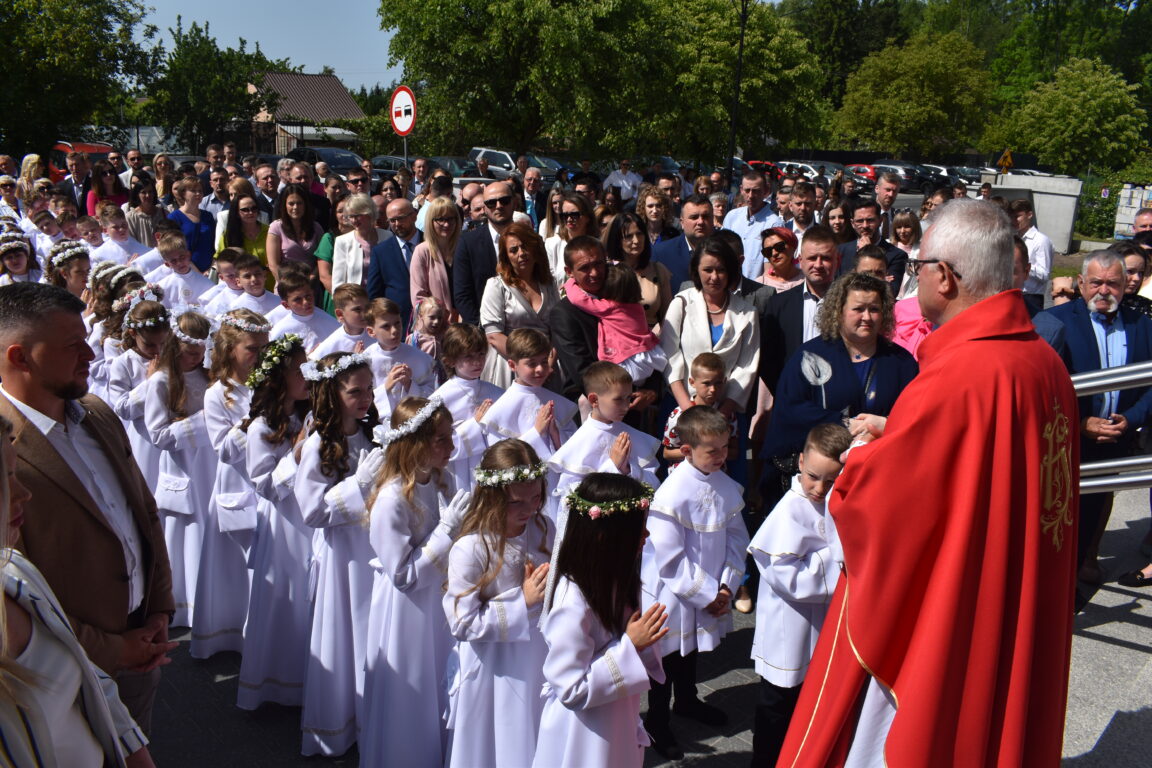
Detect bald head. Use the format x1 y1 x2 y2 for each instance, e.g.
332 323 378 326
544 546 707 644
484 182 515 226
386 198 417 239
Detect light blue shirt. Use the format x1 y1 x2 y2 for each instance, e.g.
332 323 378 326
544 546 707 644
1090 309 1126 417
722 202 784 280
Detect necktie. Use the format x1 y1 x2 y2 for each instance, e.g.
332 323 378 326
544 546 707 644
402 240 412 267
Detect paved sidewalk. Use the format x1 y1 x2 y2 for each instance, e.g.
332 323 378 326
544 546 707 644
149 490 1152 767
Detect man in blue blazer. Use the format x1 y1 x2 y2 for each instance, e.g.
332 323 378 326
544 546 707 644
366 198 422 329
836 199 907 293
653 194 714 290
453 181 515 326
1039 250 1152 581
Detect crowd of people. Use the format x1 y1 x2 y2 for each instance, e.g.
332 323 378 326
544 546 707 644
0 142 1150 767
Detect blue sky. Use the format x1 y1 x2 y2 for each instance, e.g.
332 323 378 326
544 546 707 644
141 0 405 92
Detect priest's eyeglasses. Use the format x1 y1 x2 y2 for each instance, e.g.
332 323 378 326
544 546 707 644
907 257 962 280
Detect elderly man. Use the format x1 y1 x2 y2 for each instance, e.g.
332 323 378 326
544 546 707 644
459 182 484 223
1038 250 1152 589
454 181 515 325
366 198 422 327
523 167 547 228
1133 207 1152 233
253 163 278 217
721 170 784 280
653 194 714 289
0 283 176 733
780 199 1078 766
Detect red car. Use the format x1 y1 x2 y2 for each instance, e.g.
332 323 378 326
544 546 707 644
846 163 876 182
747 160 781 183
47 140 115 183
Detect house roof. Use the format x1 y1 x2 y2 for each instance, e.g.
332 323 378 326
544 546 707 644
260 72 365 124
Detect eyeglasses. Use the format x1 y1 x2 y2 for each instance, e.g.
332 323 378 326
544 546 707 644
762 242 791 256
560 210 584 220
907 258 962 279
432 216 455 224
387 213 415 224
237 206 257 213
484 196 513 208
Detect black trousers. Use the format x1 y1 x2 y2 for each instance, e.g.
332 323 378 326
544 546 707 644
645 650 698 727
752 678 802 767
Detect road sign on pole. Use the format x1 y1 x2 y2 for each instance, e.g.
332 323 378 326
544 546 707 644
390 86 416 137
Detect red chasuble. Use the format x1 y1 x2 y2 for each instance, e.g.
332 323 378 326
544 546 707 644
778 290 1079 767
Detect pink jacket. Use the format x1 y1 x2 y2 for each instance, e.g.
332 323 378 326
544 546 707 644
564 278 656 364
409 241 456 319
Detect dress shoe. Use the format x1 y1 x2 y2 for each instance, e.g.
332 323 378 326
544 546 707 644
1078 563 1103 585
673 697 728 727
645 720 684 761
1117 569 1152 588
734 585 754 614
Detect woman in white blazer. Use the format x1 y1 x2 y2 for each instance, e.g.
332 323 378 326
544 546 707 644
660 236 760 417
330 193 389 288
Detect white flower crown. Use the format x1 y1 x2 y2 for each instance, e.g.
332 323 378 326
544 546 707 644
87 260 120 291
474 462 548 488
111 284 161 313
220 313 271 334
372 395 444 446
108 266 143 292
300 351 371 382
124 314 169 330
169 306 213 348
0 231 30 257
49 240 88 268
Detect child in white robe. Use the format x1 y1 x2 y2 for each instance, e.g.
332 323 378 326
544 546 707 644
480 328 577 462
533 473 668 768
310 283 373 359
365 297 438 417
191 309 270 659
548 361 660 497
236 335 314 710
269 268 340 350
88 265 145 399
229 254 281 316
90 206 148 265
106 295 170 490
748 423 850 766
293 350 382 757
143 308 216 628
643 405 750 760
199 247 245 314
359 396 462 767
154 234 213 309
433 324 503 493
442 439 554 768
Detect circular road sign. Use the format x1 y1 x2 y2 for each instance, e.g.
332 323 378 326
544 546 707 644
390 86 417 137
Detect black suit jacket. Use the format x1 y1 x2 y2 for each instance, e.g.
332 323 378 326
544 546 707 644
761 285 809 394
64 174 91 211
836 238 907 294
453 224 498 326
310 192 332 233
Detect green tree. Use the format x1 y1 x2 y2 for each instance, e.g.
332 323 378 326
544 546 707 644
146 19 295 153
834 32 991 156
1001 58 1147 175
0 0 157 155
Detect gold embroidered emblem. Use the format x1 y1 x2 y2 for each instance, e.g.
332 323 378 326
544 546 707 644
1040 400 1074 550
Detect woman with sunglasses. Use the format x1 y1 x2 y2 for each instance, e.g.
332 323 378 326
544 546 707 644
544 192 599 284
266 182 322 283
85 159 130 216
219 193 270 271
757 226 803 292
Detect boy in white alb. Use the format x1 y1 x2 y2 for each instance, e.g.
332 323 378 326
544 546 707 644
479 328 577 462
155 235 213 308
90 206 148 265
310 283 373 359
269 269 340 351
364 296 437 417
642 405 750 761
228 253 282 315
548 361 660 496
747 423 850 767
200 248 246 314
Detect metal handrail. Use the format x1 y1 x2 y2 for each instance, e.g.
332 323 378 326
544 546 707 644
1070 361 1152 397
1081 471 1152 494
1080 455 1152 477
1071 361 1152 490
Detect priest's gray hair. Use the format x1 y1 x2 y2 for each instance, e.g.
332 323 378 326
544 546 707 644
1081 249 1122 276
921 199 1014 300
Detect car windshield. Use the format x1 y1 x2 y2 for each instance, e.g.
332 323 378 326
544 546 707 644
529 155 561 170
322 150 364 169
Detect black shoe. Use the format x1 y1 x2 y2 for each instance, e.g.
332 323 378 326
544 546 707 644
645 720 684 761
673 698 728 727
1118 569 1152 588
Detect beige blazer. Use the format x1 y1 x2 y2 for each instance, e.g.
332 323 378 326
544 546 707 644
0 394 174 674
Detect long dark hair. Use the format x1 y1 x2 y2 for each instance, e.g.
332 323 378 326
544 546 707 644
308 352 380 478
225 194 260 248
274 182 316 243
243 344 310 445
603 211 651 270
552 473 648 635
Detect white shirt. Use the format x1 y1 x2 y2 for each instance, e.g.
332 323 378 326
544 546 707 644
0 387 145 612
602 169 643 200
801 283 824 343
1021 225 1054 294
722 203 785 279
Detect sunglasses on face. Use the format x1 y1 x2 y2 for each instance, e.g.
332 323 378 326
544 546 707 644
560 210 584 220
484 196 513 208
238 206 257 213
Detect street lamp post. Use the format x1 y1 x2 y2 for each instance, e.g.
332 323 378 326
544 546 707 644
725 0 751 194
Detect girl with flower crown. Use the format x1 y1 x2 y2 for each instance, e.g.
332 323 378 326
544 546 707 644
293 350 382 757
143 308 216 627
441 438 554 768
106 291 170 489
44 238 91 298
532 473 668 768
0 231 42 285
191 308 271 660
359 395 462 766
237 334 313 710
86 265 144 400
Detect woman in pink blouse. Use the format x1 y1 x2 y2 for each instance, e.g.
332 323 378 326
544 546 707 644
266 182 323 282
409 196 461 322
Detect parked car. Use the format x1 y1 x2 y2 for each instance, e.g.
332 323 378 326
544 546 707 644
48 140 115 182
947 166 983 185
846 163 877 182
430 155 478 178
872 160 936 194
286 146 367 180
778 159 873 193
919 164 955 188
746 160 781 183
466 147 559 184
370 155 408 177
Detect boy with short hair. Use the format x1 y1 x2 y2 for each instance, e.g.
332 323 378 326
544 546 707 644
662 352 737 465
269 269 340 349
229 253 281 315
747 422 852 767
57 212 80 242
75 215 105 248
31 210 64 265
643 405 751 761
155 234 213 307
310 283 372 358
91 205 147 265
479 327 578 461
364 297 437 417
136 221 183 278
200 247 246 313
548 360 660 493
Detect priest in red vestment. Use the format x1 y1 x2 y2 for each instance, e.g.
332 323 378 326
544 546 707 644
777 199 1079 767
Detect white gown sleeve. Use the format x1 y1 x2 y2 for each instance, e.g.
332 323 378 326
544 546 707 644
720 510 750 593
442 537 532 643
246 422 294 501
647 511 719 612
294 437 367 528
107 357 146 422
753 546 835 604
368 488 452 592
541 581 656 711
203 387 245 464
143 372 208 451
